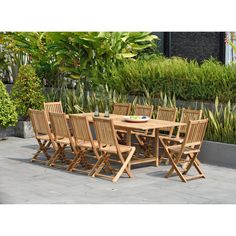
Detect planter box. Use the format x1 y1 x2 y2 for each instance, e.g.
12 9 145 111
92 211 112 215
0 126 7 140
15 121 34 138
198 140 236 168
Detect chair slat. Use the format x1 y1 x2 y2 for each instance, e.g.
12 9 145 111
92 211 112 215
49 112 71 140
69 115 91 141
134 104 153 117
44 101 63 121
93 118 117 147
157 106 177 133
177 108 202 135
113 103 131 116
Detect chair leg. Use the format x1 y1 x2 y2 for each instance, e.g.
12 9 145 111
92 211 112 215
32 140 51 162
66 152 81 171
89 155 104 176
112 147 135 182
40 140 52 160
48 144 66 166
183 153 205 178
93 162 106 177
103 153 116 175
166 158 187 183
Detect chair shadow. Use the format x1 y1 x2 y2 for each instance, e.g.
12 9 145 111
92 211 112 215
7 157 94 177
146 170 183 183
21 144 38 150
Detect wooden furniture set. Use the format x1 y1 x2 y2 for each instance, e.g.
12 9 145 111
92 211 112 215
28 101 208 183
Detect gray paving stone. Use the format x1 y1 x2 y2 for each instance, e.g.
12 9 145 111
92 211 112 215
0 137 236 204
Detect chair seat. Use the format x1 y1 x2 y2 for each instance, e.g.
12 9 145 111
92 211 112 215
168 145 200 154
56 137 72 144
173 137 184 143
36 134 51 140
76 140 99 149
100 144 132 154
160 135 184 143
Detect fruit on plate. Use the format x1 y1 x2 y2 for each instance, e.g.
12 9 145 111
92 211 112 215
129 116 139 119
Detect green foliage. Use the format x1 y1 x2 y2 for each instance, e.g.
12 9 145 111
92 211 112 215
11 65 45 119
111 56 236 103
203 97 236 144
44 83 129 114
0 32 158 87
0 80 18 127
45 79 236 144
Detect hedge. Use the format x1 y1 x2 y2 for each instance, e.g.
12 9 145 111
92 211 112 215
109 56 236 103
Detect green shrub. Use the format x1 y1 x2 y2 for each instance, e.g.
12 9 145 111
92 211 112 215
110 57 236 103
45 80 236 144
0 80 18 128
203 97 236 144
11 65 45 120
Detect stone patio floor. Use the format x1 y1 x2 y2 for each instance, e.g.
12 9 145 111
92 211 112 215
1 137 236 204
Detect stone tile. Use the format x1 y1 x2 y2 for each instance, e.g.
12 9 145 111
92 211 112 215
1 137 236 204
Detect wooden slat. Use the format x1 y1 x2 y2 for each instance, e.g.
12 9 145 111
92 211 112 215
44 101 63 121
134 104 153 117
177 108 202 136
113 103 131 115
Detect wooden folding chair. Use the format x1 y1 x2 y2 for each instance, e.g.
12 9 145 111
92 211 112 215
29 109 57 163
112 103 131 115
135 106 178 160
47 112 74 168
89 117 136 183
160 119 208 182
44 101 63 122
66 115 100 172
113 103 131 141
134 104 153 117
160 108 202 166
176 108 202 141
132 104 154 147
136 106 177 140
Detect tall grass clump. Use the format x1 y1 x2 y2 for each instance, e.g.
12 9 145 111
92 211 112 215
111 56 236 103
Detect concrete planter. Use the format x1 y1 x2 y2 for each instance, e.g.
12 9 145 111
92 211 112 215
0 126 7 140
198 140 236 168
15 121 34 138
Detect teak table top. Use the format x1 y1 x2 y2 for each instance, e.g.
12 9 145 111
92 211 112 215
74 113 185 130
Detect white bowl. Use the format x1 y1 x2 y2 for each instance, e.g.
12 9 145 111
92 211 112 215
124 116 150 123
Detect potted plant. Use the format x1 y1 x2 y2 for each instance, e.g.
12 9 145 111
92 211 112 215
0 80 18 140
11 65 45 138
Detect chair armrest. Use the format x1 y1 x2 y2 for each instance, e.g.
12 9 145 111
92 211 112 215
159 136 182 143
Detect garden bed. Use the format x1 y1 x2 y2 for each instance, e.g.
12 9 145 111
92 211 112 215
198 141 236 168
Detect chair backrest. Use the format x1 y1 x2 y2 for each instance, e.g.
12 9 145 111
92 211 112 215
93 117 118 148
44 102 63 121
113 103 131 116
134 104 153 117
29 108 50 136
49 112 71 142
156 106 177 133
177 108 202 136
28 109 57 149
69 115 92 142
182 119 208 148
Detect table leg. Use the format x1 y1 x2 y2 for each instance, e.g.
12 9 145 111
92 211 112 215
154 128 159 166
126 129 131 146
126 129 132 171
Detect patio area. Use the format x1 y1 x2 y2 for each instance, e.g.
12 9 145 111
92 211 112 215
1 137 236 204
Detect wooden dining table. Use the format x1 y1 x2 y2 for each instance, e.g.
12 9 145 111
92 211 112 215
74 112 185 168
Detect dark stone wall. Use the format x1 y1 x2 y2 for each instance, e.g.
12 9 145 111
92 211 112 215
169 32 224 63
